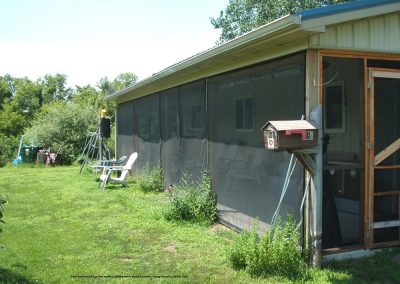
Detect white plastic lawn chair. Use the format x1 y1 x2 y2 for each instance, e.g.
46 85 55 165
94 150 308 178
91 155 127 177
98 152 138 191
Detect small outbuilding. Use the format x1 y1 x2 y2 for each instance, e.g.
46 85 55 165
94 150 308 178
107 0 400 264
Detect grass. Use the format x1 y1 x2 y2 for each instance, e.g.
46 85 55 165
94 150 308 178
0 165 399 283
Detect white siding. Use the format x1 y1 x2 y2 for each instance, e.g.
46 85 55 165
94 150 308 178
309 13 400 53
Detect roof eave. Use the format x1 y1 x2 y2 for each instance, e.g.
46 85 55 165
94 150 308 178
107 1 400 103
106 14 301 102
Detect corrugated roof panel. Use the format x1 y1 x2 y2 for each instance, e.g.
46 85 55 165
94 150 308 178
385 14 400 51
370 17 387 50
337 23 354 48
354 19 371 49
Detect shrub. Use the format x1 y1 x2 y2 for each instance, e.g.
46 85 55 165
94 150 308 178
135 165 164 193
164 173 218 225
228 215 308 280
24 101 98 164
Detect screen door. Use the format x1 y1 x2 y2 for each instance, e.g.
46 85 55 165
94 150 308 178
369 68 400 248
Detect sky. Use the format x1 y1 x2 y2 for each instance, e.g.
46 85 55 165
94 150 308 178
0 0 228 87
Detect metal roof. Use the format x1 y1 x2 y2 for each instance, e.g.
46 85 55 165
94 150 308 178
107 0 400 103
296 0 399 20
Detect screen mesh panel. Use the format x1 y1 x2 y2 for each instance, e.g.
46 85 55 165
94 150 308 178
116 53 305 233
116 101 134 159
208 53 305 232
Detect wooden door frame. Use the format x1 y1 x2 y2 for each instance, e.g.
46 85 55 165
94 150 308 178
319 50 400 252
368 67 400 249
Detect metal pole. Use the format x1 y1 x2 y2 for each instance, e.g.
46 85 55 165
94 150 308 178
99 115 103 163
310 105 323 267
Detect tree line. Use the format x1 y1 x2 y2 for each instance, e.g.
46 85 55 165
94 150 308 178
0 73 137 165
0 0 351 166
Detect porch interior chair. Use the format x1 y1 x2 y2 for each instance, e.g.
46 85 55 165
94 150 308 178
98 152 138 191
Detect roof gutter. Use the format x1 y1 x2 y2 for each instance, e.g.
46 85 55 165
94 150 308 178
106 14 302 102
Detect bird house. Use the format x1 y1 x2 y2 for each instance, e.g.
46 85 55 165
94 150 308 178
262 120 318 150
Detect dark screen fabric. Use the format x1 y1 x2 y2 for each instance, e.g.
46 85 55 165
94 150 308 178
116 53 305 234
179 81 207 181
160 81 207 187
133 94 161 170
208 53 305 233
116 101 134 159
161 88 180 187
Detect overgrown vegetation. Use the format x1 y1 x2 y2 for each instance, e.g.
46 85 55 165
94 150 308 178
134 164 164 193
0 73 137 166
24 102 98 164
164 173 218 225
229 215 308 280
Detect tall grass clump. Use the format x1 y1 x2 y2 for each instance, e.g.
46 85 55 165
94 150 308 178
164 173 218 225
229 215 308 280
135 165 164 193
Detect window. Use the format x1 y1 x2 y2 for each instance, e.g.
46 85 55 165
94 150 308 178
324 81 345 133
235 97 254 130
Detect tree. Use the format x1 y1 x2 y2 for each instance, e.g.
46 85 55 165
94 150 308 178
112 72 138 92
0 77 42 138
0 75 41 164
0 101 26 137
72 85 104 110
12 77 41 118
97 72 138 96
97 72 138 121
211 0 351 44
24 101 98 164
37 74 72 105
0 75 13 109
0 72 138 165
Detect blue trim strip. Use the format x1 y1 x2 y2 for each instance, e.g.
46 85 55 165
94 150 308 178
296 0 399 20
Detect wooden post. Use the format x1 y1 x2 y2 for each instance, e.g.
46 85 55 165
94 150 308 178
305 171 311 260
306 49 322 267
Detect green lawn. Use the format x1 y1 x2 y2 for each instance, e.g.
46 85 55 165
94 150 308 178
0 165 399 283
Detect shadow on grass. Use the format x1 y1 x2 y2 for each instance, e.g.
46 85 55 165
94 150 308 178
102 184 128 190
322 248 400 283
0 267 41 284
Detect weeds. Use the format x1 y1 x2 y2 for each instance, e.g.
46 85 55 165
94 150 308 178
164 173 218 225
229 215 308 280
135 165 164 193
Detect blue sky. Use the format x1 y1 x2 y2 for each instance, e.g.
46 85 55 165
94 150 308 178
0 0 228 87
